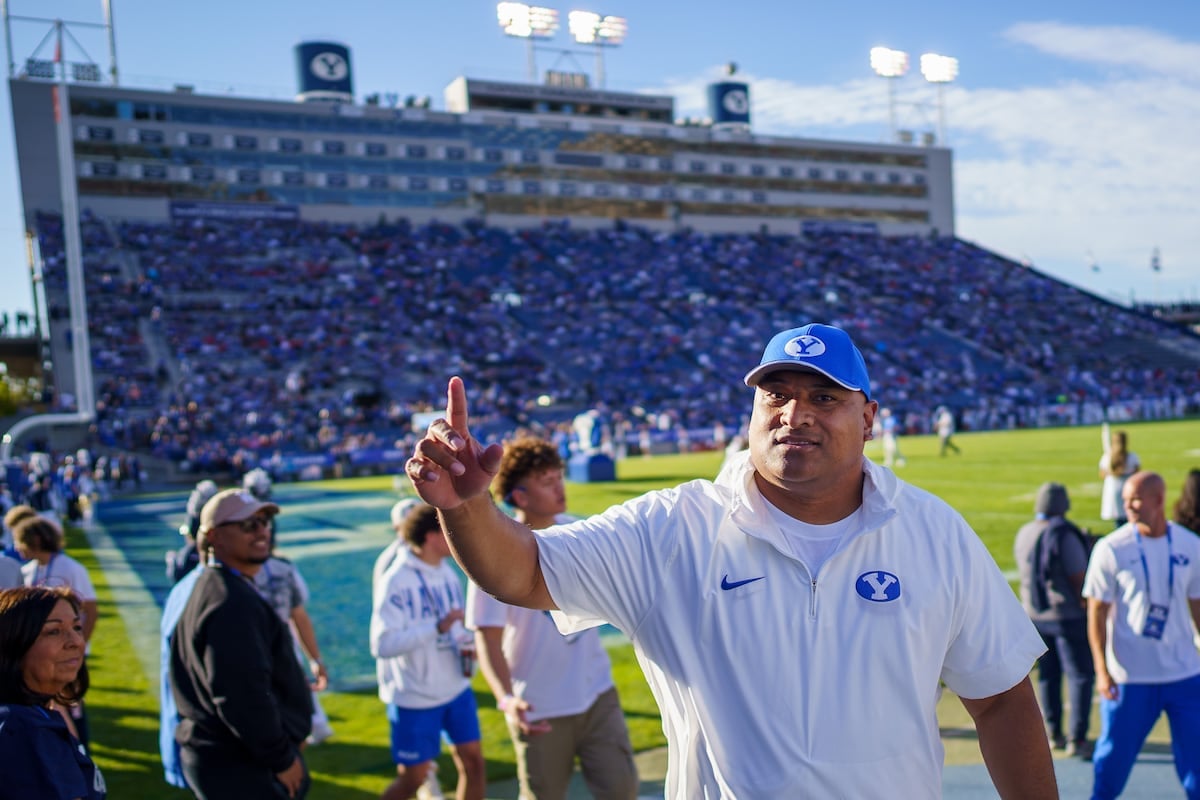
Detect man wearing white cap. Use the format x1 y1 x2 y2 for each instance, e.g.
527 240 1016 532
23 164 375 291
169 489 313 799
406 322 1057 798
372 496 448 800
375 498 422 586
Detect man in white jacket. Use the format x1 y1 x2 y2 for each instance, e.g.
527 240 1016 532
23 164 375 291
406 322 1057 799
370 504 485 800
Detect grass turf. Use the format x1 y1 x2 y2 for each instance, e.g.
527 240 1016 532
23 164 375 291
78 418 1198 795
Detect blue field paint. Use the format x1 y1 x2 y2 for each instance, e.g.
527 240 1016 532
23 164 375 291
98 485 399 687
101 485 628 691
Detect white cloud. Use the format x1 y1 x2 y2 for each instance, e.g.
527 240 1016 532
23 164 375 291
1004 21 1200 80
651 24 1200 302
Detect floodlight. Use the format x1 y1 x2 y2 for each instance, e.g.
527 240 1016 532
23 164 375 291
869 47 908 143
869 47 908 78
566 10 627 88
568 11 627 46
920 53 958 146
920 53 958 83
497 3 560 39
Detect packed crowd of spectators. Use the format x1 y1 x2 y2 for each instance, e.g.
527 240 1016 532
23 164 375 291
34 211 1200 475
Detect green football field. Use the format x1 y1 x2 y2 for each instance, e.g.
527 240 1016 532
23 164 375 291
75 418 1198 797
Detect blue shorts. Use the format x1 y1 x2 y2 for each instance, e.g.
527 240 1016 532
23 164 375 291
387 687 481 765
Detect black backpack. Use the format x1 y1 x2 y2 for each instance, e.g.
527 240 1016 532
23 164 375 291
1030 519 1096 613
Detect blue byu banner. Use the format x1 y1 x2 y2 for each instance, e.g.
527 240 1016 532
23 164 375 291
169 202 300 222
708 81 751 127
295 41 353 102
347 448 410 467
802 221 880 237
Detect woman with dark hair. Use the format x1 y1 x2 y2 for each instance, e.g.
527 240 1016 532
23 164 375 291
12 515 99 749
0 586 106 799
1173 469 1200 534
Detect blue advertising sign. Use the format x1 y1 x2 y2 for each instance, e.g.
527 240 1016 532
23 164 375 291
295 41 353 102
169 202 300 222
708 81 751 127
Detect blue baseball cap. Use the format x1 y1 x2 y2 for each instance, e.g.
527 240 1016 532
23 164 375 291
743 323 872 399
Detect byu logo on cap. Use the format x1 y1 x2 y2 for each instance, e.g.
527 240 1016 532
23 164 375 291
783 335 825 358
856 571 901 602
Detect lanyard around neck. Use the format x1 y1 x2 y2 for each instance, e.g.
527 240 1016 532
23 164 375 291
1135 523 1174 605
35 553 58 586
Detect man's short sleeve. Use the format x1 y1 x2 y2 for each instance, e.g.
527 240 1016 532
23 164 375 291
291 564 310 608
538 486 684 636
941 525 1046 699
1083 538 1118 602
64 558 96 602
466 581 508 630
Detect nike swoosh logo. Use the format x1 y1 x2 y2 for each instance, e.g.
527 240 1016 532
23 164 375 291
721 575 765 590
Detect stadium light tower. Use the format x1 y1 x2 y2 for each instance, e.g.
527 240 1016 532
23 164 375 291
497 3 560 82
869 46 908 143
920 53 958 146
568 10 627 88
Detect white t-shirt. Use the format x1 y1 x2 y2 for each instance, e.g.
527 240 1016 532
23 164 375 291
763 500 859 576
466 584 614 721
1083 522 1200 684
1098 451 1141 521
253 556 309 623
22 552 97 600
538 454 1043 798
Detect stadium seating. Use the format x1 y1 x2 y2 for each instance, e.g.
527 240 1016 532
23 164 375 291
34 211 1200 474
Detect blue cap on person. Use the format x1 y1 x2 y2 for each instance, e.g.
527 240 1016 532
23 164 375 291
743 323 872 399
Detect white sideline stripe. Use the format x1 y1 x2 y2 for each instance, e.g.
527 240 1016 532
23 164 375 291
80 520 164 693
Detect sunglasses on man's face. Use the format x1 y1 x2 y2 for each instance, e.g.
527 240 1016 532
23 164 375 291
224 516 271 533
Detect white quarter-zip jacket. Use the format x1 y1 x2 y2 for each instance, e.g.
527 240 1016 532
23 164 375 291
538 453 1044 798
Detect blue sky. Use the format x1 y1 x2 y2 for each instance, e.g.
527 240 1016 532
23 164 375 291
2 0 1198 324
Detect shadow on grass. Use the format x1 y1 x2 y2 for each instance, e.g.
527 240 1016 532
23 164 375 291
88 702 191 798
1138 742 1176 758
939 726 980 742
614 473 707 485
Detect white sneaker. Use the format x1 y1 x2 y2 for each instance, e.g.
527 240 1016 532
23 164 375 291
416 763 444 800
306 719 335 746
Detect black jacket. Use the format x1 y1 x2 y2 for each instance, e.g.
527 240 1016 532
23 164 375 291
169 564 312 773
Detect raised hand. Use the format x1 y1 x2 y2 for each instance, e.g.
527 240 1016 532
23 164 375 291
406 377 504 509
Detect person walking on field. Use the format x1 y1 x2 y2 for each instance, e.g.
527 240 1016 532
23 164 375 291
405 322 1056 798
935 405 960 456
466 437 637 800
1098 422 1139 530
370 505 485 800
1015 482 1095 760
878 407 905 468
1084 471 1200 799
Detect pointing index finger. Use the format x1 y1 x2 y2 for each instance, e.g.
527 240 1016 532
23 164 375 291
447 376 469 442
